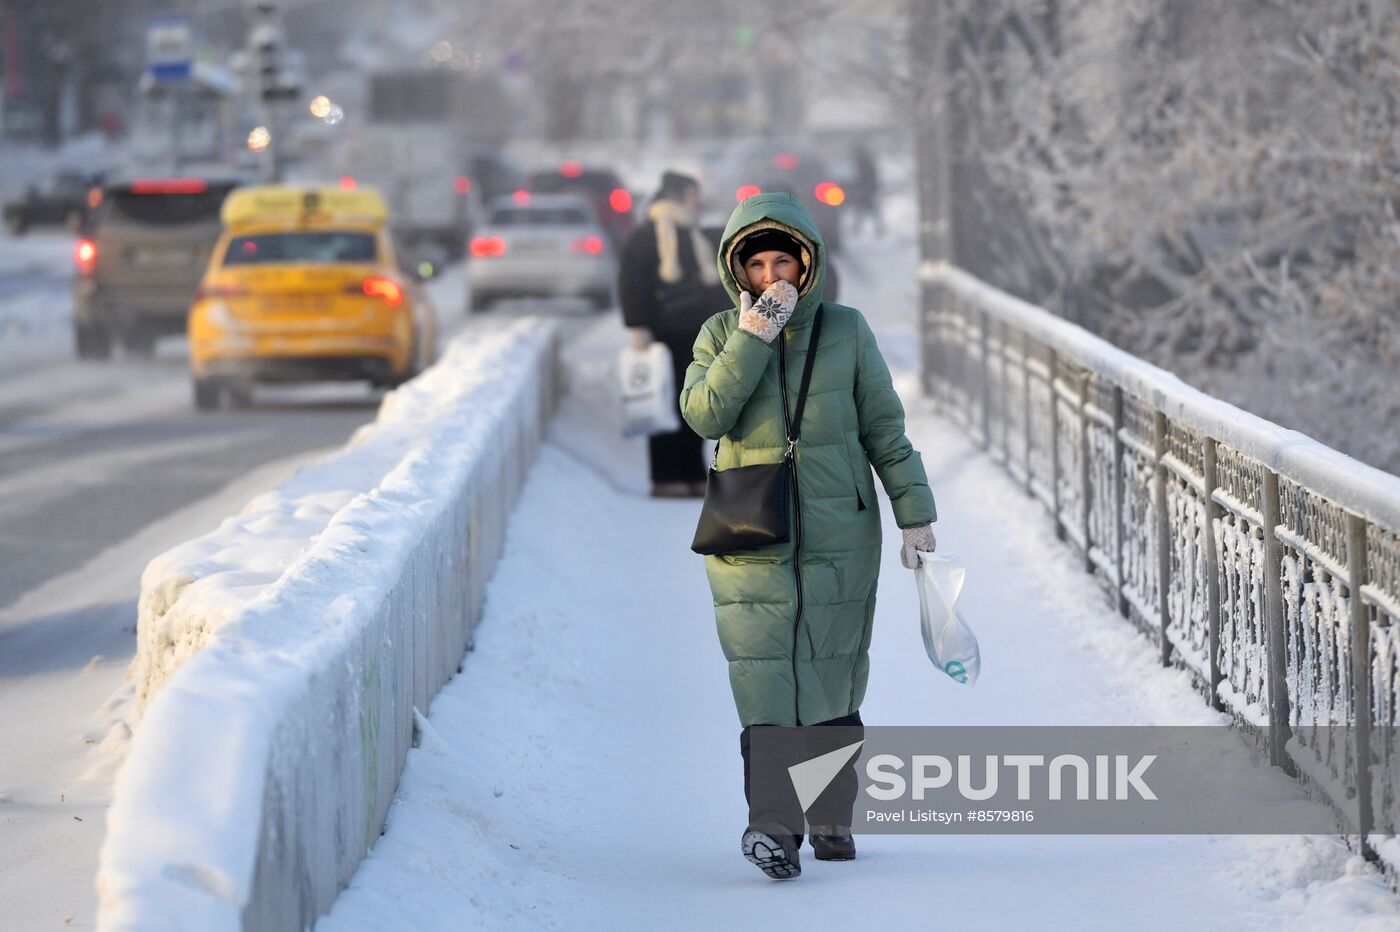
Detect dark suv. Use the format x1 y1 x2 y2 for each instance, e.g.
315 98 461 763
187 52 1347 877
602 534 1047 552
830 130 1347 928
74 178 240 358
4 171 103 235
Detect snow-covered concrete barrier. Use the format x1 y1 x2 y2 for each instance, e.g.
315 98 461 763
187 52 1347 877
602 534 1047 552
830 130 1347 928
97 320 558 931
921 262 1400 865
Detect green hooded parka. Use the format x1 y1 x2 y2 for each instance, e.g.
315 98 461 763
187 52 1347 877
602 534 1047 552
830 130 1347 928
680 193 936 727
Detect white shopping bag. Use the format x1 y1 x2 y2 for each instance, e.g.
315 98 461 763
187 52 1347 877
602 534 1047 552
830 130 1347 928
914 552 981 686
618 343 680 438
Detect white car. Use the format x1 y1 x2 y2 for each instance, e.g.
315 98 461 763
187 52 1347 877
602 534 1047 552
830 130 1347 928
466 194 616 312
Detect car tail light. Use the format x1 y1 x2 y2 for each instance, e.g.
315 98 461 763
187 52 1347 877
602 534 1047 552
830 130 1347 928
359 276 404 307
560 161 583 178
735 184 762 202
470 236 506 258
773 152 799 171
130 178 208 195
339 175 357 191
454 174 472 195
814 182 846 207
609 188 632 213
570 235 604 255
87 187 103 209
196 282 249 299
511 189 531 206
75 239 96 275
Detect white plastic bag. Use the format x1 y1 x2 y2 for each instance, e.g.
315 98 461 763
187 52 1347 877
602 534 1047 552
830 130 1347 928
914 551 981 686
618 343 680 438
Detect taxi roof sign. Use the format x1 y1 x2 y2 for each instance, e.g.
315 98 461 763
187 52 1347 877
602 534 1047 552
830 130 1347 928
221 185 389 228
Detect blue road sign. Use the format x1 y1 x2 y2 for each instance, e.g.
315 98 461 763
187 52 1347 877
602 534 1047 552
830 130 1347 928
146 14 194 84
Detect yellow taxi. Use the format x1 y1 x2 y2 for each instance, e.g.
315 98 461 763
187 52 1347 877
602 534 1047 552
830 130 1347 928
188 184 438 409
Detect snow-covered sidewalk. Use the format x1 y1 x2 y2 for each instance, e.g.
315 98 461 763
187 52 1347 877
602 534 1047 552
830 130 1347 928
317 323 1400 930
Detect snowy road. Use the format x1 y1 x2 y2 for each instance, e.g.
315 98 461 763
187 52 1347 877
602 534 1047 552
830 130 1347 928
0 354 383 611
0 262 501 929
316 239 1400 931
0 352 398 929
0 230 79 367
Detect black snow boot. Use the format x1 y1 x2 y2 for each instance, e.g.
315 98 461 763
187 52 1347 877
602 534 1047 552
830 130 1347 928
741 829 801 879
810 826 856 861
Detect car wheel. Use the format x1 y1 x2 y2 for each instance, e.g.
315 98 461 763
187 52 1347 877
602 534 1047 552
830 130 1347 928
74 321 112 360
470 292 492 313
227 384 253 409
590 291 612 311
6 216 25 236
193 379 221 411
390 338 418 388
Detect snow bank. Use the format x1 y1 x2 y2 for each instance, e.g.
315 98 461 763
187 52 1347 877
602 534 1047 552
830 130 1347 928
922 262 1400 531
96 319 558 931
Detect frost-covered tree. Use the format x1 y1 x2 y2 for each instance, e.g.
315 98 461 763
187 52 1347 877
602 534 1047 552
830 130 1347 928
857 0 1399 471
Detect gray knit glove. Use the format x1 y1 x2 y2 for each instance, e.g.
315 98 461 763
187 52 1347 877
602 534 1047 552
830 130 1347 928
737 280 798 343
900 524 937 569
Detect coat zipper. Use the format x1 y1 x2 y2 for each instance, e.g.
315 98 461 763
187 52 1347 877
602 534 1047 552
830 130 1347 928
778 331 804 725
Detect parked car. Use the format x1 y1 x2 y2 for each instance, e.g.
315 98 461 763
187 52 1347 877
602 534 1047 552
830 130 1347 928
4 170 104 235
701 141 848 254
73 176 241 358
523 163 635 246
187 184 438 409
466 194 616 312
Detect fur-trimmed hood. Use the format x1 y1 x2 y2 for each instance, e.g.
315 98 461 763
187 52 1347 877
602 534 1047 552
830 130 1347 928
717 193 826 330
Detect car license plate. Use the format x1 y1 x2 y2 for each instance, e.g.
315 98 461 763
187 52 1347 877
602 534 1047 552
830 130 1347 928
513 237 560 253
265 294 332 311
132 246 191 268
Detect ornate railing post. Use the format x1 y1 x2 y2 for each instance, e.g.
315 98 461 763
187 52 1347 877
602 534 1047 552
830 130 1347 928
1022 333 1034 497
979 310 992 450
1079 371 1094 573
1346 512 1376 859
1113 385 1128 618
1261 469 1294 772
1000 325 1012 458
1154 410 1172 666
919 276 937 399
1202 439 1225 712
1049 348 1064 540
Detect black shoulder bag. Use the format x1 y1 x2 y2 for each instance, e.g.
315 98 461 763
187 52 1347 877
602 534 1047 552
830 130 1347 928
690 305 824 555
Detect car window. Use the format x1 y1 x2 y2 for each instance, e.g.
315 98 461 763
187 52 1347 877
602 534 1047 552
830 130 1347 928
101 184 236 227
489 207 591 226
221 231 378 265
526 171 621 197
51 175 87 196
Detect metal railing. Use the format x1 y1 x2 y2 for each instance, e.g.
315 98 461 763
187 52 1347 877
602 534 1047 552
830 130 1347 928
921 262 1400 860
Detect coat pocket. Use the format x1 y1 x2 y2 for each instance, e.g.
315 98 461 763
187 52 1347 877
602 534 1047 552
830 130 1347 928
720 553 783 566
844 438 872 512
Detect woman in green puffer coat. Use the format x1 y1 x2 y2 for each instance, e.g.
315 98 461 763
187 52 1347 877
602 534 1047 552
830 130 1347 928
680 193 937 880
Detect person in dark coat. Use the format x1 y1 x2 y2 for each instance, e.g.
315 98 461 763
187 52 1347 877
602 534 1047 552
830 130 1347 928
849 143 883 237
617 171 727 497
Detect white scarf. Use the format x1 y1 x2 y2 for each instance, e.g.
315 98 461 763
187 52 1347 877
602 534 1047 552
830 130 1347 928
647 199 719 286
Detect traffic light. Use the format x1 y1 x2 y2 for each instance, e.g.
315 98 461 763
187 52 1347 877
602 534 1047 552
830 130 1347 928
247 1 300 103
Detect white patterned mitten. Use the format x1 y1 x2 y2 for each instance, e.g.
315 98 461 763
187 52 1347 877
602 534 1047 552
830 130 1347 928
737 280 798 344
900 524 937 569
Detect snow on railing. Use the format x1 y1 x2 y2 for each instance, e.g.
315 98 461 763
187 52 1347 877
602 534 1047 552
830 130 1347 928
920 262 1400 862
98 320 558 931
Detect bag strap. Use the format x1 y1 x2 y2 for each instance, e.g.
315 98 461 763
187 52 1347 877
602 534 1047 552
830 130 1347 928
709 304 825 470
788 304 824 445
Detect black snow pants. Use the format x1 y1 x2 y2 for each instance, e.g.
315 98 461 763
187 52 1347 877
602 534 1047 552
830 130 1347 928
740 710 864 843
